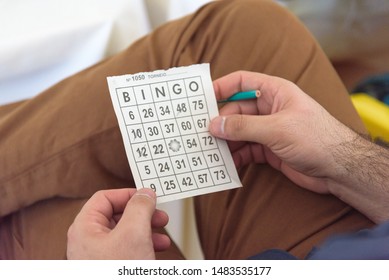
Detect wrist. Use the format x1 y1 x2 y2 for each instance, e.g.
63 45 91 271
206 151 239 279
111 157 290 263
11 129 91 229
327 132 389 223
329 129 371 186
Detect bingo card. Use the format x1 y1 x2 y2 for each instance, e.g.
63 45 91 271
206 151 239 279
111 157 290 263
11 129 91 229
107 64 241 203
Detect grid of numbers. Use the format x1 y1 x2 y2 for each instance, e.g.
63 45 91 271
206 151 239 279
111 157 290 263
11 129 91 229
115 76 231 199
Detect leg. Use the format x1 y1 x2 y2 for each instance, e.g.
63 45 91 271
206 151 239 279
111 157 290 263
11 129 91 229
0 198 87 259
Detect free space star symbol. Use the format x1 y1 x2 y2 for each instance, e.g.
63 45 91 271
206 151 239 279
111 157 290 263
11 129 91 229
168 139 181 152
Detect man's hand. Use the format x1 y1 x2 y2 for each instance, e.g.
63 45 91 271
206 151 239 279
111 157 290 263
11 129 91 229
210 71 357 194
210 71 389 223
67 188 170 259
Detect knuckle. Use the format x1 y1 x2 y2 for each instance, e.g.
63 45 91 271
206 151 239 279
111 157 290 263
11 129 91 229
132 193 155 209
92 190 106 200
231 115 247 134
224 115 249 140
67 223 76 242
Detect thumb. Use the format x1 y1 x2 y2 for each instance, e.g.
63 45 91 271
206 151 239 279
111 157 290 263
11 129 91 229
210 114 275 145
115 188 156 236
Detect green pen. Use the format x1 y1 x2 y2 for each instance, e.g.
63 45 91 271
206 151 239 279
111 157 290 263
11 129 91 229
218 90 261 103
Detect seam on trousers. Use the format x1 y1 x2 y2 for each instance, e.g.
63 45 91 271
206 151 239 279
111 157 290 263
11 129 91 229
294 45 318 87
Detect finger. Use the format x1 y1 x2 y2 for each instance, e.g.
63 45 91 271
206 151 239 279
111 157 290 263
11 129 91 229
151 209 169 228
113 208 169 228
115 188 156 236
214 71 297 117
213 71 282 101
210 114 276 145
152 233 171 252
75 188 137 228
213 71 260 100
219 99 259 116
232 143 266 168
227 139 246 153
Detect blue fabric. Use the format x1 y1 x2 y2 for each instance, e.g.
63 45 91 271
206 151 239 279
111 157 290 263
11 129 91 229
248 221 389 260
353 73 389 105
306 221 389 260
248 249 297 260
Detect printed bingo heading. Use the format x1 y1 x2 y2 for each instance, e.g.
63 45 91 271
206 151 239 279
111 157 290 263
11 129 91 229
107 64 241 203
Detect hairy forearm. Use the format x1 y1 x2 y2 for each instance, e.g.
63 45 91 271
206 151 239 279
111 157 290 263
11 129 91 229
329 133 389 223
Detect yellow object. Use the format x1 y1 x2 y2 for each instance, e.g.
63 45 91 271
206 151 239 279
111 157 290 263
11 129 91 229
351 93 389 142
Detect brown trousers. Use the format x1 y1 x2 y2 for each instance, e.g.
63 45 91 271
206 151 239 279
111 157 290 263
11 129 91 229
0 0 374 260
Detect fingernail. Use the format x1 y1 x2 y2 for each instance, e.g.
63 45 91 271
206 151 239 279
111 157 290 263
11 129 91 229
135 188 156 201
210 116 226 137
